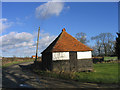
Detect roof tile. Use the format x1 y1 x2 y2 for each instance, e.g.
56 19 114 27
41 28 93 53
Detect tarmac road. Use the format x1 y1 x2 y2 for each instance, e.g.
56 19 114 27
2 62 119 89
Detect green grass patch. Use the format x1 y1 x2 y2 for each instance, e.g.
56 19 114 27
33 63 119 84
74 63 119 84
2 59 34 68
104 57 117 61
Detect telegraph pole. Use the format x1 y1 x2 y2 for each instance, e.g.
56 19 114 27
35 27 40 63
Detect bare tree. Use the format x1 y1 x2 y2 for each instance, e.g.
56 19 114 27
91 36 102 56
91 33 115 56
75 32 89 45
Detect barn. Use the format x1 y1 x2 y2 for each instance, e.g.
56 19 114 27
41 28 93 72
32 55 38 58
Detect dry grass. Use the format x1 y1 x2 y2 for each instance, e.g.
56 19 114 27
2 57 41 68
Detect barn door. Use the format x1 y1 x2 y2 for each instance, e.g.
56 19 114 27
69 51 77 72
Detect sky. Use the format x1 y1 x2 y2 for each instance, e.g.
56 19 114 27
0 2 118 57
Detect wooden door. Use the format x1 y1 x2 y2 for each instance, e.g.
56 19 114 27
69 51 77 72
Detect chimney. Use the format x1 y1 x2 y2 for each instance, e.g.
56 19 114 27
62 28 66 32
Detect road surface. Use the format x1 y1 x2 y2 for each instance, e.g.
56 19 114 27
2 62 119 89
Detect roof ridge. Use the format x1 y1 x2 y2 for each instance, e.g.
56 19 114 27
51 31 64 51
52 30 66 50
41 31 63 54
66 32 92 49
41 28 93 53
54 31 92 51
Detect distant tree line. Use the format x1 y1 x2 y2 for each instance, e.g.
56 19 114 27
75 32 116 57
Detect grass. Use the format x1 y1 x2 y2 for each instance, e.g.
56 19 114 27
33 63 119 84
74 63 119 84
2 59 34 68
2 57 119 84
104 56 118 61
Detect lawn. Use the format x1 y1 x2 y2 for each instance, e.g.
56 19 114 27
74 63 119 84
104 56 118 61
33 62 119 84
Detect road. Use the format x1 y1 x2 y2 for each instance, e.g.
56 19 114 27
2 62 119 89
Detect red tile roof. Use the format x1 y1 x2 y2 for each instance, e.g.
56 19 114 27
41 28 93 53
32 55 38 58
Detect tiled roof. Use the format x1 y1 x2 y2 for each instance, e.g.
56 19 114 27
41 28 93 53
32 55 38 57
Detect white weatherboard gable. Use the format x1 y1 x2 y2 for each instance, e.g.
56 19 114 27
77 51 92 59
52 52 69 60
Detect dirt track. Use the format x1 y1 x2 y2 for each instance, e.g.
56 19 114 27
2 62 119 89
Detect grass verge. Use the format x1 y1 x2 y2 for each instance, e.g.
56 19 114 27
33 63 119 84
74 63 119 84
2 59 34 68
104 57 117 61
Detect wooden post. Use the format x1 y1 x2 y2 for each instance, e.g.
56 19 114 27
35 27 40 63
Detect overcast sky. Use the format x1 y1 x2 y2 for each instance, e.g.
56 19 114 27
1 2 118 57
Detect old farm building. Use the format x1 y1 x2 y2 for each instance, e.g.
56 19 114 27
41 28 93 72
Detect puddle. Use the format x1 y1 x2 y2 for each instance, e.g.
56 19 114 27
36 77 41 83
20 79 25 81
19 84 33 88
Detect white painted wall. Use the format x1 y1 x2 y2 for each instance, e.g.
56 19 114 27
52 52 69 60
77 51 92 59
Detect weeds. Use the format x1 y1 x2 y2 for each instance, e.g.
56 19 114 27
2 59 34 68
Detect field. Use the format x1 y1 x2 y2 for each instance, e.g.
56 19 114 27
33 62 119 84
2 57 36 68
104 56 118 61
74 63 119 84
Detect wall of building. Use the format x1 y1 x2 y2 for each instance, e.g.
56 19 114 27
52 52 69 60
52 51 92 60
69 51 77 72
77 59 93 72
52 60 70 72
42 52 52 71
77 51 92 59
52 51 93 72
42 51 93 72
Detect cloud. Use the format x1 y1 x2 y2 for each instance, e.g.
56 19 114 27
35 2 64 19
0 18 12 34
67 6 70 9
15 17 25 26
1 31 56 57
39 33 57 50
31 32 57 52
1 32 34 52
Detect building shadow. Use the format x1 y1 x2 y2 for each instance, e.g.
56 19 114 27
2 64 37 89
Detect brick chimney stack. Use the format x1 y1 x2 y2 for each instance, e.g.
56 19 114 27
62 28 66 32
